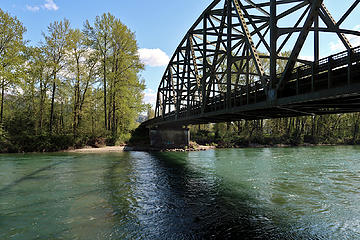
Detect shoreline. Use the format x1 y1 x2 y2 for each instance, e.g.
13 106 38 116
1 143 356 155
63 143 351 154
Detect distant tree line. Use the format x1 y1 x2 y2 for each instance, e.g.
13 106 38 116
0 9 146 152
191 113 360 148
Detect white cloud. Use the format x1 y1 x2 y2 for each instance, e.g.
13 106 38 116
26 5 40 12
299 55 314 61
43 0 59 11
143 88 157 107
138 48 170 67
329 25 360 52
26 0 59 12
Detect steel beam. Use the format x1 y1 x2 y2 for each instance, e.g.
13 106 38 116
233 0 266 88
151 0 360 127
226 0 232 109
277 0 323 91
270 0 277 90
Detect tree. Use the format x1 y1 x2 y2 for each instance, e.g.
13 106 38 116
0 9 26 123
66 28 99 139
84 13 145 141
84 13 115 131
24 46 51 133
108 18 144 136
42 19 71 133
146 105 155 119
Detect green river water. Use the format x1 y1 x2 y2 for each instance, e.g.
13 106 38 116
0 146 359 239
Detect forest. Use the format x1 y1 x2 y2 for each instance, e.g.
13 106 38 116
0 9 147 153
190 112 360 148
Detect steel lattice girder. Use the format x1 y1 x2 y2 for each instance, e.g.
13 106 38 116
155 0 360 119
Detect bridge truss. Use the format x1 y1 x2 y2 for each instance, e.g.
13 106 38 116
153 0 360 125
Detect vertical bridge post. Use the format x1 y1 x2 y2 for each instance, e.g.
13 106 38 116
269 0 277 101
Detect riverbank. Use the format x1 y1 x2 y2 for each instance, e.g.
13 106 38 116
0 142 350 155
62 143 339 154
218 142 341 148
53 142 356 154
63 144 215 153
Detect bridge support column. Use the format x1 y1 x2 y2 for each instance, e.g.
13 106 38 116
150 126 190 148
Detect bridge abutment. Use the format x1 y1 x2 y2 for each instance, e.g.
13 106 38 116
149 126 190 149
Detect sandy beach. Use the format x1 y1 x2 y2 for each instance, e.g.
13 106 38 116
65 146 125 153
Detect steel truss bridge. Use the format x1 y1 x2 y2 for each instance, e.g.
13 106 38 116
145 0 360 128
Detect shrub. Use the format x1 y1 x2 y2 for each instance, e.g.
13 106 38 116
128 126 149 146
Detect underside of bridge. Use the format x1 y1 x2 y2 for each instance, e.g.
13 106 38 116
143 0 360 147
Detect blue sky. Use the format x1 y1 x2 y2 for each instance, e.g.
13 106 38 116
0 0 211 106
0 0 359 106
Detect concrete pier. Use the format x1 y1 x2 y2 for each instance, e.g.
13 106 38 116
149 126 190 148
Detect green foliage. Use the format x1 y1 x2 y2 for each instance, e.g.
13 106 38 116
127 126 150 147
0 8 26 125
0 10 147 153
191 114 360 148
2 112 73 152
0 125 12 153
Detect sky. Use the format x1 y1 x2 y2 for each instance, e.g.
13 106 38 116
0 0 359 107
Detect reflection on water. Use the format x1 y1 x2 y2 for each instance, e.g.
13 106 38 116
0 146 359 239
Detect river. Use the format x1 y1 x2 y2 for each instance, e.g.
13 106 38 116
0 146 359 239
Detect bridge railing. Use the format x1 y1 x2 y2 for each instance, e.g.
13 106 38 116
284 46 358 80
279 45 360 96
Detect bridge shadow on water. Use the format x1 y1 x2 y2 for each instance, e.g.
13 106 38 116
104 151 318 240
149 152 291 240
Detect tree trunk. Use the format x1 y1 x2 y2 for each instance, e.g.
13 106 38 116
73 57 81 139
237 121 242 135
287 118 293 136
91 112 95 135
73 86 78 139
0 79 4 124
107 80 112 132
245 120 249 137
311 116 316 137
112 92 116 136
299 117 306 140
49 75 56 133
226 122 231 131
107 89 112 132
39 77 46 133
352 113 360 144
39 84 43 131
316 116 322 137
77 66 94 128
60 101 64 132
249 121 256 138
103 40 108 131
